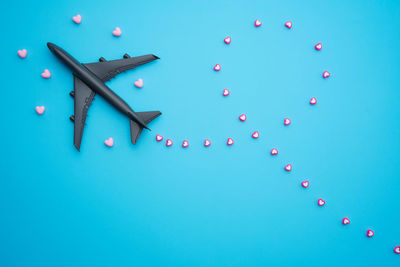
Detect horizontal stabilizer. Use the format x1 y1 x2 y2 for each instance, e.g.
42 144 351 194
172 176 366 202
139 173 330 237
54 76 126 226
130 111 161 144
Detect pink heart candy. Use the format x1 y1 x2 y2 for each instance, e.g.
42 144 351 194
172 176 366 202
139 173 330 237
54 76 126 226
104 137 114 147
72 14 81 24
315 43 322 51
284 164 292 172
284 118 291 126
394 246 400 254
342 217 350 225
17 49 27 58
227 138 234 146
112 27 122 37
156 135 163 141
182 140 189 148
255 19 262 27
323 71 330 78
239 114 246 122
301 181 309 188
270 148 278 155
35 106 45 115
134 78 143 88
310 97 317 105
41 69 51 79
214 64 221 71
366 229 374 237
166 139 173 147
204 139 211 147
224 36 231 44
285 21 292 29
318 198 325 206
252 131 259 139
223 89 230 96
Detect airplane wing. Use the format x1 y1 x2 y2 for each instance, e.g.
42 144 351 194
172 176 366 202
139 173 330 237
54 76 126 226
73 76 96 151
83 54 159 82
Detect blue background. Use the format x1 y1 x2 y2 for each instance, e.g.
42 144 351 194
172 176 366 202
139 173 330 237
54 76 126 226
1 0 400 266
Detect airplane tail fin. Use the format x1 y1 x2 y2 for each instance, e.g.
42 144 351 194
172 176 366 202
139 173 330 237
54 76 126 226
130 111 162 144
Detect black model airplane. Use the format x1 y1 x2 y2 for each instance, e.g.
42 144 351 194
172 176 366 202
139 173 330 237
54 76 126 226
47 42 161 151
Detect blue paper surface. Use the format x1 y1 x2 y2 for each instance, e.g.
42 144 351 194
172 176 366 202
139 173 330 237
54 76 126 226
1 0 400 266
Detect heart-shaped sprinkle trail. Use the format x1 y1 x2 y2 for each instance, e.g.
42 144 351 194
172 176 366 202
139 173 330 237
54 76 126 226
284 164 292 172
156 135 163 142
394 246 400 254
182 140 189 148
41 69 51 79
310 97 317 105
239 114 247 122
255 19 262 27
72 14 82 24
166 139 173 147
204 139 211 147
134 78 143 88
323 71 331 78
223 89 230 96
214 64 221 71
224 36 231 44
17 49 27 58
342 218 350 225
227 138 234 146
301 181 309 188
104 138 114 147
284 118 291 126
318 198 326 206
112 27 122 37
35 106 45 115
271 148 278 155
285 21 292 29
252 131 259 139
366 229 374 237
315 43 322 51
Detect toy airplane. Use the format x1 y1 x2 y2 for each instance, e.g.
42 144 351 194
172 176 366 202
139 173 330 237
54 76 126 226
47 42 161 151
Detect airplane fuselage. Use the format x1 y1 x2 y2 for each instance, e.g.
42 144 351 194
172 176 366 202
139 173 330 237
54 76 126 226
47 43 147 128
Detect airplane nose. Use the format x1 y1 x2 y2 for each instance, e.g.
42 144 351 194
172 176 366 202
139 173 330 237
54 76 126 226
47 42 55 51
